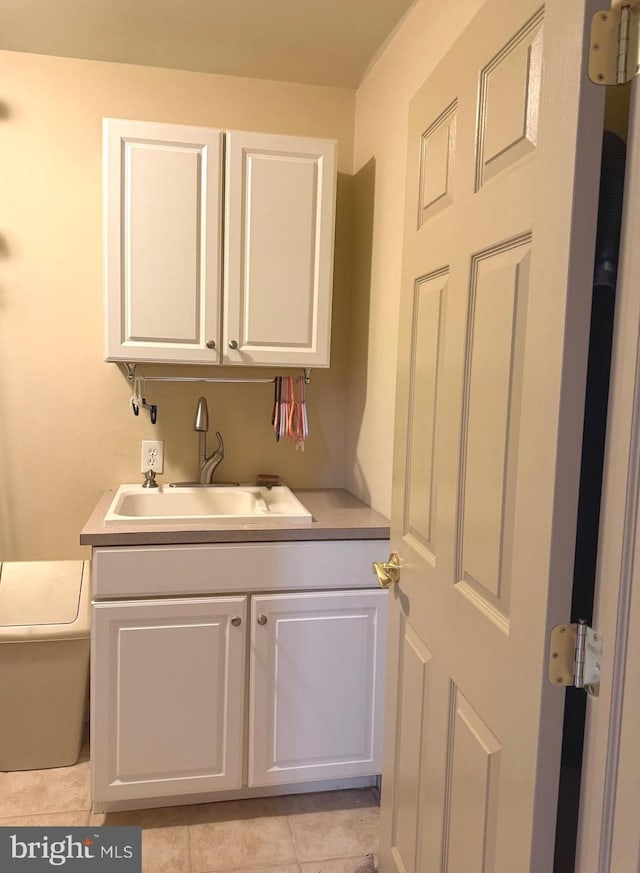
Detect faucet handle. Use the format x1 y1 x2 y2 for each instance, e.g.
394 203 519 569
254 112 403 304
142 469 159 488
194 397 209 432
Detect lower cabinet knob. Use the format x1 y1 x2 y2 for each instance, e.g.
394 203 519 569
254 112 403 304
231 616 242 627
228 340 239 350
257 614 268 625
206 340 216 350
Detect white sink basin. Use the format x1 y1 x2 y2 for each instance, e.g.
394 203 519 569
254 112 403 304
104 485 312 525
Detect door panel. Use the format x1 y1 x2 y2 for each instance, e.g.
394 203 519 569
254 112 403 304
249 590 387 786
443 687 502 873
419 103 457 224
224 130 336 367
381 1 604 871
104 119 223 364
127 146 200 344
404 269 447 556
92 597 246 803
392 622 431 873
458 238 531 626
476 15 542 188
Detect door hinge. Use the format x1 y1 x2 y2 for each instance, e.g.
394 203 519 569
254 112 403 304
549 620 603 697
590 4 640 85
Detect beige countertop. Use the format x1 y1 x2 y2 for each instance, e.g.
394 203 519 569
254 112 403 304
80 488 390 547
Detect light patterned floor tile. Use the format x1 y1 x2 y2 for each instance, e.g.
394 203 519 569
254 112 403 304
289 807 379 862
140 825 191 873
0 761 90 818
90 808 192 873
189 815 296 873
0 754 380 873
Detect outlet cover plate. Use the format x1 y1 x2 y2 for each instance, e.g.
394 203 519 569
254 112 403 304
141 440 164 474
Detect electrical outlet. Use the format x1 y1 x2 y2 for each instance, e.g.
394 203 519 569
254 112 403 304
141 440 164 474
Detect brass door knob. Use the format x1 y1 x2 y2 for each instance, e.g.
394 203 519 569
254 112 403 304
372 552 401 588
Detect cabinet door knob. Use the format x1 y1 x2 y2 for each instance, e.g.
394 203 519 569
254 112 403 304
206 340 216 350
228 340 239 350
257 614 268 625
231 616 242 627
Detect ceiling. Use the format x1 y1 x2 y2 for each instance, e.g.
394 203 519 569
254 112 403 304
0 0 417 89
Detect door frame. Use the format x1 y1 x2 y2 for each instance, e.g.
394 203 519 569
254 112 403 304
575 77 640 873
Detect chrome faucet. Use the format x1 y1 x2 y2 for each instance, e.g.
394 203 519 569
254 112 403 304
194 397 224 484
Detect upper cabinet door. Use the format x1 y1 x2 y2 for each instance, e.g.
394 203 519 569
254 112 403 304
104 118 223 364
224 131 337 368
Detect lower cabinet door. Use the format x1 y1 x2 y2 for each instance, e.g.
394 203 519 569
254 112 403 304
248 589 388 787
92 596 246 804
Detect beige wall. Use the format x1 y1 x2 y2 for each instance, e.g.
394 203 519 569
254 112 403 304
0 50 355 560
346 0 485 517
1 1 490 560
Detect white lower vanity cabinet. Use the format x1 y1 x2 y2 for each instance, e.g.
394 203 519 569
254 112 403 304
90 542 388 810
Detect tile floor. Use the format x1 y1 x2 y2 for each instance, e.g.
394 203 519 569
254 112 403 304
0 735 380 873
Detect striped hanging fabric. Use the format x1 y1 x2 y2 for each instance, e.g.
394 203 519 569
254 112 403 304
272 376 308 448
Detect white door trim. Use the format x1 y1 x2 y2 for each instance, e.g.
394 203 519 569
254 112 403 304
576 78 640 873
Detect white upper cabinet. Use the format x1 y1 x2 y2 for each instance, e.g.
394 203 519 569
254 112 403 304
224 131 336 367
104 119 224 365
104 119 337 368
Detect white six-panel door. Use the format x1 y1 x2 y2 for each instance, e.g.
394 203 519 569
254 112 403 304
224 130 336 367
248 589 387 786
91 596 246 803
380 1 605 871
104 118 224 364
